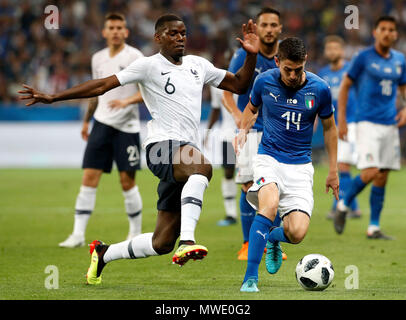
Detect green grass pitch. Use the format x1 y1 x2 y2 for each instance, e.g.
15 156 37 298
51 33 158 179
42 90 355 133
0 167 405 300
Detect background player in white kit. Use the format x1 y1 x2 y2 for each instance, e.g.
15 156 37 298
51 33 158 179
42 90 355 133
19 14 259 285
204 85 238 226
59 13 144 248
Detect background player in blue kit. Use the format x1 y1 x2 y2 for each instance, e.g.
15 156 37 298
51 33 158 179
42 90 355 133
318 35 361 220
222 7 285 261
235 37 339 292
335 16 406 239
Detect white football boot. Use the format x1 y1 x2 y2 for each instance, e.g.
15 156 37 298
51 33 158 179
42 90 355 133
59 234 85 248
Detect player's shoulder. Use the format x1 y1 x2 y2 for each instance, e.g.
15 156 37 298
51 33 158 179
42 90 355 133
318 65 330 76
390 48 406 61
124 44 144 58
306 71 330 90
230 47 246 61
353 46 374 60
91 47 109 61
183 54 214 68
253 68 279 86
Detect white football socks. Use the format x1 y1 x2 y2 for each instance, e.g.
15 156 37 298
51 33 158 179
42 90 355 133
123 185 142 237
222 178 237 218
103 232 158 263
180 174 209 243
72 185 97 237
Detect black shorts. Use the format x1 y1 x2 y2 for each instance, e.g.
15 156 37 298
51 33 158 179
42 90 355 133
146 140 197 212
222 141 236 170
82 120 141 173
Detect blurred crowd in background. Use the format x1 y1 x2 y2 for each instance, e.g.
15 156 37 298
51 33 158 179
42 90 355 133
1 0 406 103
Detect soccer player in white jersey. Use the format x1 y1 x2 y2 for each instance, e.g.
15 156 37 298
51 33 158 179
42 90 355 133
19 14 259 285
58 13 144 248
204 86 238 226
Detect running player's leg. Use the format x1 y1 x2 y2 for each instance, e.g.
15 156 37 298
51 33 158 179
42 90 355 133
60 120 114 248
172 144 211 247
242 182 279 288
114 130 143 239
368 169 393 239
87 210 180 284
119 171 142 239
217 141 238 226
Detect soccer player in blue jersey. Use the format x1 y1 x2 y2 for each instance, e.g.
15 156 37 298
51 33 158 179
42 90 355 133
222 7 284 261
318 35 361 220
335 16 406 239
235 37 339 292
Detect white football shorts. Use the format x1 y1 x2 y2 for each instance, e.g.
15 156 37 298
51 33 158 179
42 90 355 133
246 154 314 218
235 131 262 184
356 121 400 170
338 122 357 165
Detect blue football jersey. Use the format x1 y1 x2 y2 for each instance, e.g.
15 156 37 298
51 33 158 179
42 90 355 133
250 69 334 164
228 48 278 131
318 61 357 123
347 46 406 125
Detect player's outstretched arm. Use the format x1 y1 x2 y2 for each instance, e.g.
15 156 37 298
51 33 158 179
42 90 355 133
109 91 143 109
218 19 259 94
321 115 339 201
233 102 258 155
337 75 353 140
18 75 120 106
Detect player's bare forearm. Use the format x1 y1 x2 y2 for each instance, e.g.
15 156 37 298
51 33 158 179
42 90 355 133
218 53 257 94
337 75 352 139
222 91 242 127
84 97 98 123
396 84 406 127
240 103 258 132
19 75 120 106
109 91 144 109
53 76 120 102
321 115 339 199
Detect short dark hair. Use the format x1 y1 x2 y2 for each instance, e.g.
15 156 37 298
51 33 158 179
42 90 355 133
374 15 397 29
155 14 183 32
324 35 345 46
104 12 126 24
277 37 307 62
256 7 281 22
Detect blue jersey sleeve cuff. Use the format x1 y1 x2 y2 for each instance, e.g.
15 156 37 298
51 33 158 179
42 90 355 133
249 98 261 108
318 112 334 120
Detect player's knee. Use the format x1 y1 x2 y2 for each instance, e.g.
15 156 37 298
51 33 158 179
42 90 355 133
285 226 307 244
196 163 212 181
152 238 176 255
120 178 135 191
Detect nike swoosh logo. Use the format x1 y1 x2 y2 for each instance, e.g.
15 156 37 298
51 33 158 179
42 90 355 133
161 71 171 75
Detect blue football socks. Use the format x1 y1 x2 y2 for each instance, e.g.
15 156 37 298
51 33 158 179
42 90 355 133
344 175 367 208
369 185 385 227
243 214 273 282
240 190 256 243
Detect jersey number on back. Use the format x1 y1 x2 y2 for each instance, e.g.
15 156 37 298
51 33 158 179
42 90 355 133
281 111 302 130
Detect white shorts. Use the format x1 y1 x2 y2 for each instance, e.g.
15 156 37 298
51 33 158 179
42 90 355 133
235 131 262 184
356 121 400 170
246 154 314 218
338 122 357 165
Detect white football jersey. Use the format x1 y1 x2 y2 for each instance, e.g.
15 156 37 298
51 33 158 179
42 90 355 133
92 44 143 133
116 53 227 148
210 86 237 142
